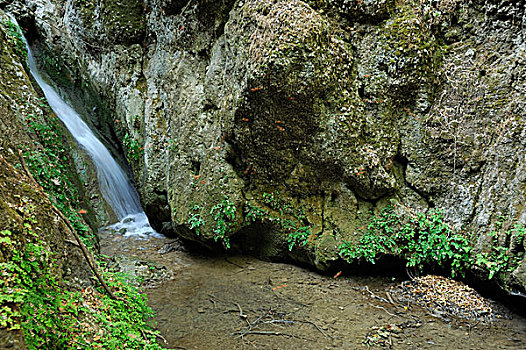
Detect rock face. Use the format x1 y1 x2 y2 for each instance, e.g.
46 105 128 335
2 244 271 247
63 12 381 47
0 10 94 347
7 0 525 290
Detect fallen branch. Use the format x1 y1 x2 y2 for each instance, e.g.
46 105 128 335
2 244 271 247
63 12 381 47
225 257 245 269
143 329 168 344
365 285 389 304
233 330 300 338
508 290 526 298
496 281 526 299
18 150 117 300
386 292 396 305
65 239 80 247
263 320 294 325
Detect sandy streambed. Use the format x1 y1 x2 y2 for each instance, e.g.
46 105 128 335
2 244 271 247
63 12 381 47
99 232 526 350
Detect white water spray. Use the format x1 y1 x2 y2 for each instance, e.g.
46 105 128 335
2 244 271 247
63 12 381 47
13 15 158 236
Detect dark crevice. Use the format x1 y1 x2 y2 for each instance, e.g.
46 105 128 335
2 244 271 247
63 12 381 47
203 100 219 112
145 190 174 236
348 184 387 205
465 178 485 226
190 160 201 175
358 84 365 99
223 136 250 182
395 153 435 208
161 0 190 17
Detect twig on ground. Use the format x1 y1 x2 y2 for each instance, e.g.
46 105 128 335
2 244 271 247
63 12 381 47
386 292 396 305
295 319 334 339
209 295 217 309
225 257 245 269
263 320 294 325
368 303 401 318
143 329 168 344
234 302 248 319
365 285 389 304
233 330 301 339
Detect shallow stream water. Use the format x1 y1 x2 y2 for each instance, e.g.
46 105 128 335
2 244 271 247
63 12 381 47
99 232 526 350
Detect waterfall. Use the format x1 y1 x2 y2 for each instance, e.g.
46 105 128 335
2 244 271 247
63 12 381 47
13 15 158 236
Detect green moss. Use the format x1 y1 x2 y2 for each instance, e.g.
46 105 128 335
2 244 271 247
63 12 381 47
76 0 145 45
378 4 445 98
0 18 27 65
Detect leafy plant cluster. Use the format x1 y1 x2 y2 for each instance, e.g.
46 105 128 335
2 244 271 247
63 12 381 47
188 204 204 236
24 103 89 238
475 219 525 280
339 205 472 277
245 191 312 251
339 205 525 281
122 132 144 163
1 18 27 63
187 192 313 251
0 219 163 349
210 197 237 249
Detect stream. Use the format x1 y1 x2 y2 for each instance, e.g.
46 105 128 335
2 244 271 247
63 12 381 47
99 231 526 350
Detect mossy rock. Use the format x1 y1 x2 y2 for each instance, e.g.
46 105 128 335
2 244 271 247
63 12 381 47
76 0 145 45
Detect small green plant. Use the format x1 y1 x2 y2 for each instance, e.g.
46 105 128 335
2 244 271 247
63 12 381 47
244 202 269 223
476 222 525 280
210 197 237 248
167 137 178 151
122 132 144 163
288 226 311 251
188 205 204 236
245 192 312 251
132 114 142 128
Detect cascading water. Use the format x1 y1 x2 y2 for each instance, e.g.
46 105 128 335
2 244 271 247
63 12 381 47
14 16 158 236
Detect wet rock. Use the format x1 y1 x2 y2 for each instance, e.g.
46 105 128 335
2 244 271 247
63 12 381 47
122 217 135 224
108 255 173 288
